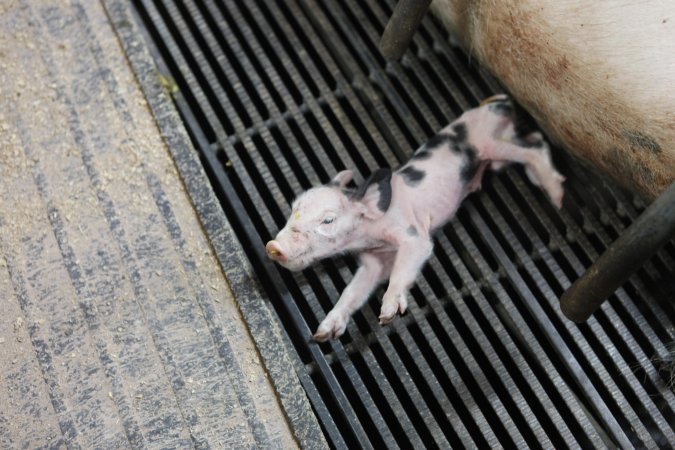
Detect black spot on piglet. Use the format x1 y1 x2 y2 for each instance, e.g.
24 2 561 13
450 123 468 143
427 133 453 150
412 149 433 160
460 146 481 183
413 132 454 159
398 165 426 187
352 168 393 212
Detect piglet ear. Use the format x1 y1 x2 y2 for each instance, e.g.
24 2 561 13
353 168 392 220
330 170 353 188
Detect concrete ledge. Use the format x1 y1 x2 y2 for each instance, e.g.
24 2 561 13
0 0 319 447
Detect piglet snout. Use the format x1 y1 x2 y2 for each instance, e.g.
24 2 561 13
265 240 288 263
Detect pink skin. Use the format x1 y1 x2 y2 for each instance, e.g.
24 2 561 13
266 95 565 342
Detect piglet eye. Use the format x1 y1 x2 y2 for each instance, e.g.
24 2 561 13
322 217 334 225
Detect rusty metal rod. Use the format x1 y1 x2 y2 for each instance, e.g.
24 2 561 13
379 0 431 60
560 182 675 322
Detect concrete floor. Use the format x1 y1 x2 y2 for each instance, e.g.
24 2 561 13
0 0 301 447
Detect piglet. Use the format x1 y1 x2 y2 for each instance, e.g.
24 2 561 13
266 95 565 342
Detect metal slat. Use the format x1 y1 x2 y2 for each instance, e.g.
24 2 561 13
280 14 592 446
563 174 675 332
246 1 532 440
214 11 532 446
478 176 653 446
500 169 675 424
439 226 548 448
255 0 408 167
300 0 429 145
481 178 624 447
459 201 636 448
311 264 438 447
232 0 391 172
136 2 376 447
389 240 531 447
329 271 466 447
534 187 675 443
476 170 675 446
193 14 448 440
160 5 420 444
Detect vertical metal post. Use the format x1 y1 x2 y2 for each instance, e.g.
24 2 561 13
560 183 675 322
379 0 432 60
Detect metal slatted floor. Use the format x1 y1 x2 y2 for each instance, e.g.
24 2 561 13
128 0 675 447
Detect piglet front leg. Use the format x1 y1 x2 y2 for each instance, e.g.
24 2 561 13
379 238 434 324
314 252 394 342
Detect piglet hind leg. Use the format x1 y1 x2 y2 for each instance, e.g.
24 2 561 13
313 252 394 342
491 140 565 208
379 238 434 324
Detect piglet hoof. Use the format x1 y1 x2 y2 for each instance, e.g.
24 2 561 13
379 292 408 325
548 173 566 209
313 310 348 342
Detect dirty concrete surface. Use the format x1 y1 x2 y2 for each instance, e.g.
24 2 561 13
0 0 298 447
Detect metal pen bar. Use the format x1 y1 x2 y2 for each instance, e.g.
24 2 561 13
561 182 675 322
379 0 431 60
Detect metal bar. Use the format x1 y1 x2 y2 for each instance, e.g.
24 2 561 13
463 201 637 449
379 0 431 60
501 167 675 443
561 183 675 322
487 172 673 446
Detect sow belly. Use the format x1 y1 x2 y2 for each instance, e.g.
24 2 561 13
431 0 675 199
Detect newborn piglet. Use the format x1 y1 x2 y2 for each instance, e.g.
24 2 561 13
266 95 565 341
